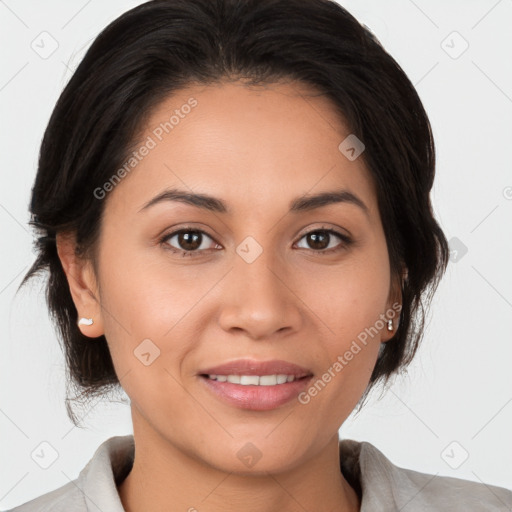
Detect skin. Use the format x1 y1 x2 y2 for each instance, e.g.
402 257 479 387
57 80 401 512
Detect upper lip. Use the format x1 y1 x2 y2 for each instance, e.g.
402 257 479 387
198 358 313 378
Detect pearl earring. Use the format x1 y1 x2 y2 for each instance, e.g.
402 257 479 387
387 319 393 331
78 317 94 326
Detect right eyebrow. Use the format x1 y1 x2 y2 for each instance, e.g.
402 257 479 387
138 189 229 214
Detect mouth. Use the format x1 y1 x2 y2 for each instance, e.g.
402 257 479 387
197 359 314 411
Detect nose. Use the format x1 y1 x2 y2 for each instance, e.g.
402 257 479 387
217 246 303 341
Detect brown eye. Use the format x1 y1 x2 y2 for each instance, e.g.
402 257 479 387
306 231 330 250
176 231 202 251
161 228 219 256
295 229 352 254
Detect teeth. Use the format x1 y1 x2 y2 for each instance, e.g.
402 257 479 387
259 375 279 386
207 374 297 385
240 375 259 385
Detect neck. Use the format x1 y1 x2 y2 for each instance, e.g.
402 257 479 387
118 411 360 512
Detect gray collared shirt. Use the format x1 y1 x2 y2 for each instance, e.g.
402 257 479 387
5 435 512 511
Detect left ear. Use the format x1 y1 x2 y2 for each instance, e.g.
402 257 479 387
381 268 405 343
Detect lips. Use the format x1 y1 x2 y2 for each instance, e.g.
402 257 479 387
198 358 312 378
197 358 314 411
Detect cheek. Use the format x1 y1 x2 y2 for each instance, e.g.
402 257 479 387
299 247 391 344
296 277 385 432
95 243 230 405
98 239 209 334
292 246 390 410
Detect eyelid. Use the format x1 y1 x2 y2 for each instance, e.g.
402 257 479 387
295 223 351 240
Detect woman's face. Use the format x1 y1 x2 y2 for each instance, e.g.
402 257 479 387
68 80 399 473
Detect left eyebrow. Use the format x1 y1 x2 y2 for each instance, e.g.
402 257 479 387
289 190 369 217
137 187 369 217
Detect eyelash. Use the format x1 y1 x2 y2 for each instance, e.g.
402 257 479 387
159 226 353 258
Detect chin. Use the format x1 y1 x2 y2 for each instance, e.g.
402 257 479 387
193 436 312 476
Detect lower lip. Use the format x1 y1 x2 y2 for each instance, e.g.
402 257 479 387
199 375 313 411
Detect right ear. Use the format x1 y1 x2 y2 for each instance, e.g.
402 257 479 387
56 232 105 338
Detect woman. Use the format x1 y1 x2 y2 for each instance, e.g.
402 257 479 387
7 0 511 510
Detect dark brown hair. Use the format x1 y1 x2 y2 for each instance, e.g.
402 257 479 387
19 0 449 425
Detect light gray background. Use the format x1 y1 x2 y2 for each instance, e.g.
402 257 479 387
1 0 511 508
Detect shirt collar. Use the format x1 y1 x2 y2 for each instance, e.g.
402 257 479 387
77 435 134 512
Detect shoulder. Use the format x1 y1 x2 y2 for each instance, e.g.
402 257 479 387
3 435 134 512
340 439 512 511
3 482 85 512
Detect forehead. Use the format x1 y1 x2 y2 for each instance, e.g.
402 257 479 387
103 80 378 220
